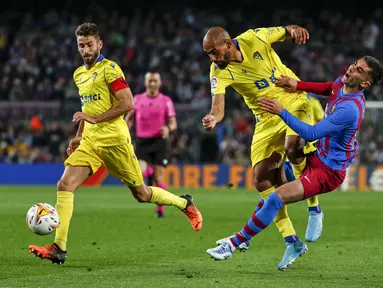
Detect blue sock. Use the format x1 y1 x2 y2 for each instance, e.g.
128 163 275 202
308 205 322 214
284 235 299 245
231 193 284 247
255 198 265 212
284 162 296 182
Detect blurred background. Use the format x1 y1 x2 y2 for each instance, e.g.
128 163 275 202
0 1 382 189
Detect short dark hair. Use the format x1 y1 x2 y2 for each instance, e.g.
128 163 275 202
75 23 100 40
364 55 383 85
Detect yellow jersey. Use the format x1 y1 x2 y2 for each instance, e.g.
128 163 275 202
308 95 325 123
210 27 305 116
73 54 130 146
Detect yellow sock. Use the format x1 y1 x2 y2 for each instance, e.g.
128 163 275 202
150 186 187 210
54 191 74 251
260 186 296 238
291 157 307 179
292 157 319 208
306 195 319 207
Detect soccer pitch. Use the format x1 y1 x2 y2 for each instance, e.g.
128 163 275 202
0 186 382 288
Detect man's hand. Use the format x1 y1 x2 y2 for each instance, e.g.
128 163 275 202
275 75 298 93
289 26 309 44
66 136 82 156
73 112 97 124
259 98 284 115
202 114 217 131
160 126 170 139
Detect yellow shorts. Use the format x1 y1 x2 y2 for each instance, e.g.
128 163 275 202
251 96 315 167
64 139 143 187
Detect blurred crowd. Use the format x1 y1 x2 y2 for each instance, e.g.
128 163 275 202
0 6 382 164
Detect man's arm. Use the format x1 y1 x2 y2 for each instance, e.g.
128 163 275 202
275 75 334 96
202 94 225 131
280 106 356 141
256 25 309 45
125 110 135 129
210 94 225 123
165 97 177 132
95 85 134 123
167 117 177 132
76 120 84 136
284 25 298 38
96 63 134 123
297 81 334 96
67 119 84 155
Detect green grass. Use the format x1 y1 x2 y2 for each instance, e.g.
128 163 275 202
0 186 382 288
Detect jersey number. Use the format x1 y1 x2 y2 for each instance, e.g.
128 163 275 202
254 67 276 90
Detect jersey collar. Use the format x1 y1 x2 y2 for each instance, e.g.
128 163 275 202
82 54 105 67
97 54 105 62
233 39 240 50
232 39 245 64
340 86 364 98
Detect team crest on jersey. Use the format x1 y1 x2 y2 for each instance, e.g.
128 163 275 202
253 51 263 60
110 63 115 69
92 72 98 82
242 69 248 74
210 76 218 90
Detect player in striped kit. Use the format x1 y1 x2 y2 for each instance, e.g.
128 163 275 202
207 55 383 269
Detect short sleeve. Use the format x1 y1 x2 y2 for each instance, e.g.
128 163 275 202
165 97 176 118
252 27 286 45
210 64 233 96
105 61 125 84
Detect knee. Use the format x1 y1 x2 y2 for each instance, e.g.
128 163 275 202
285 143 298 158
253 173 262 187
285 139 305 161
269 190 285 208
131 185 152 203
253 173 268 191
57 177 76 192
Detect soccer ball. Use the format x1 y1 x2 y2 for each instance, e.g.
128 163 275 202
26 203 60 235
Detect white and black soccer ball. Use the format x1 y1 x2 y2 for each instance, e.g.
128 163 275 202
26 203 60 235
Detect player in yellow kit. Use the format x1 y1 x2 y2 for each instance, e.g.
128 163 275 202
202 26 323 269
28 23 202 265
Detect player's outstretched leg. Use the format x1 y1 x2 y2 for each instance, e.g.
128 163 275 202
290 158 324 242
286 135 324 242
253 157 305 269
130 184 203 231
207 181 308 270
224 152 305 268
215 199 265 252
29 165 91 265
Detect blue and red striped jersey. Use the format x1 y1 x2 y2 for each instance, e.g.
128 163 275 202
280 76 366 171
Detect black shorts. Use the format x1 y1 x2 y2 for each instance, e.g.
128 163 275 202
135 137 169 167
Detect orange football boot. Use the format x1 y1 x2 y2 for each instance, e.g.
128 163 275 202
180 194 203 231
29 243 67 265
